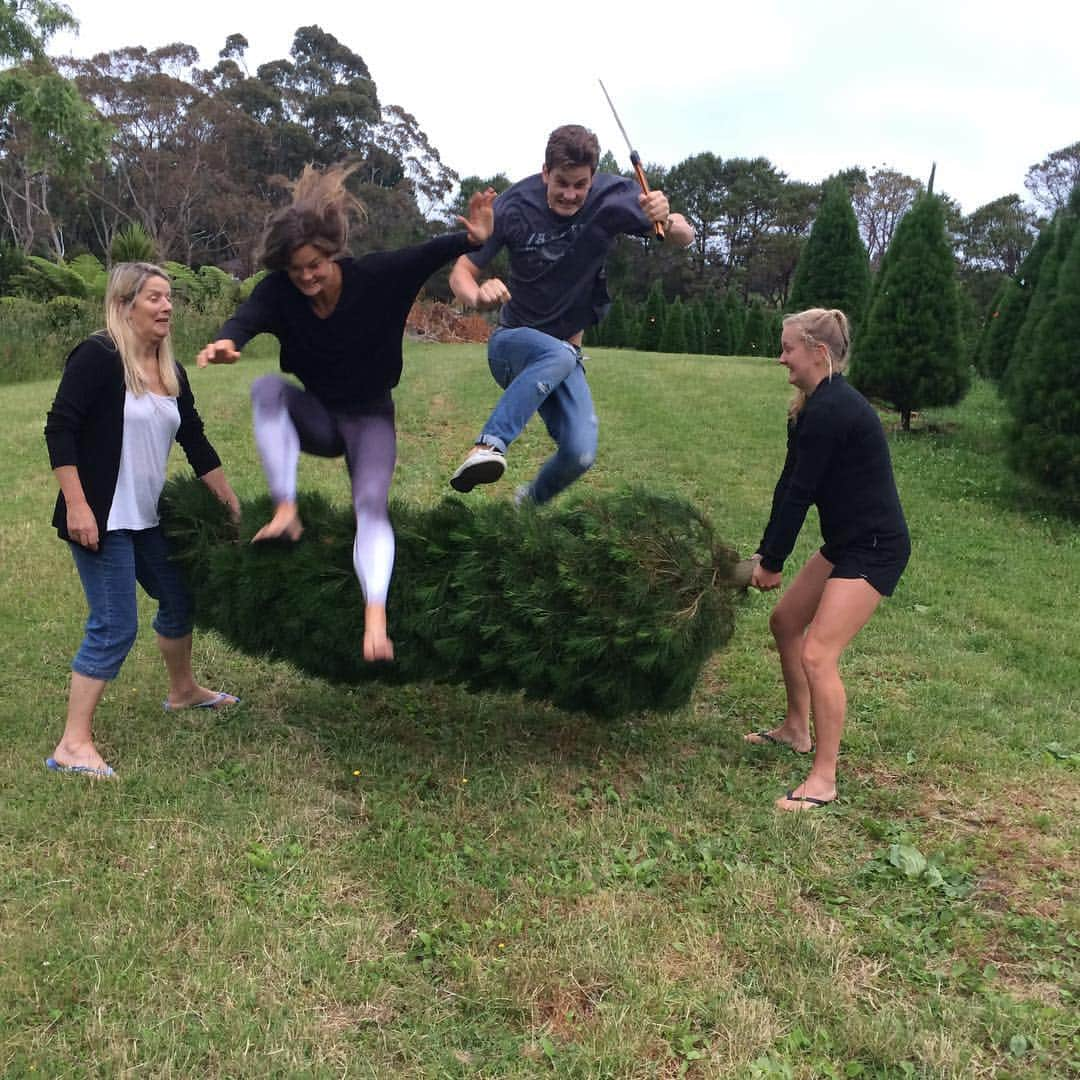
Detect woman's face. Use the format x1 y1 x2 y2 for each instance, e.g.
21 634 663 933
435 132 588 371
127 275 172 346
779 325 827 393
287 244 337 298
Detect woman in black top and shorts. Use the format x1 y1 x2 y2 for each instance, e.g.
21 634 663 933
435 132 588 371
747 308 910 811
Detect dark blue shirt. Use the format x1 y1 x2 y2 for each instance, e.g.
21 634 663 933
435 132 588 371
466 172 652 340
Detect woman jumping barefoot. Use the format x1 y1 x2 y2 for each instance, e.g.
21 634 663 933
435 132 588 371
748 308 910 811
198 165 494 662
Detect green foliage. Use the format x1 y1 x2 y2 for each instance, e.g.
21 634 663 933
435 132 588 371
739 301 767 356
0 0 77 60
787 177 871 328
110 223 157 264
725 291 745 350
1004 188 1080 404
637 281 666 352
685 300 706 355
160 478 745 718
0 65 111 184
850 194 969 429
0 243 27 295
159 261 239 316
67 253 106 299
977 222 1050 383
703 295 732 355
44 294 91 329
0 294 96 383
1006 201 1080 492
12 255 88 300
238 270 269 302
601 295 630 348
659 296 688 353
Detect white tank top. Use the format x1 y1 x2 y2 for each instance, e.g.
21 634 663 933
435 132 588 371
106 391 181 531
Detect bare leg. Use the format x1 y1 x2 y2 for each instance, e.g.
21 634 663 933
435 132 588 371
51 671 110 772
776 577 882 811
158 633 236 709
745 551 833 753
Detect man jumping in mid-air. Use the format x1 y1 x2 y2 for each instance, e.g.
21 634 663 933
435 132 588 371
449 123 693 505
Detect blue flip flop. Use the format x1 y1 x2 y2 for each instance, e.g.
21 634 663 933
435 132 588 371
162 691 240 712
45 757 115 778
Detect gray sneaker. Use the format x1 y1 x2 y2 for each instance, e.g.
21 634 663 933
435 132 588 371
450 446 506 492
512 483 533 508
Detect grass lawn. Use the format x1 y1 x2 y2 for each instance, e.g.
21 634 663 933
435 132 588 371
1 343 1076 1078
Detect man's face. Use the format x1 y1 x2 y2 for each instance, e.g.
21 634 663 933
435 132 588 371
542 163 594 217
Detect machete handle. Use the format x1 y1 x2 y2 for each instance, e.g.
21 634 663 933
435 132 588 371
630 151 665 241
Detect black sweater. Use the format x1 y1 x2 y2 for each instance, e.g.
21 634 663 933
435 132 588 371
44 334 221 545
758 375 908 572
217 233 476 412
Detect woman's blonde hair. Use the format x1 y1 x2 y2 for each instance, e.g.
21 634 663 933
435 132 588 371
104 262 179 397
782 307 851 417
259 163 368 271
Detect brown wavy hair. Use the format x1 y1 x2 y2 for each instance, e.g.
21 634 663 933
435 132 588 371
544 125 600 174
259 163 367 271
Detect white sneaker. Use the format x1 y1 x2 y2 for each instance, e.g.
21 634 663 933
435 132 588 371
513 483 533 508
450 446 506 492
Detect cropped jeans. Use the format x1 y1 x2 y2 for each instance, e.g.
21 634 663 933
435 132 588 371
478 326 598 504
69 526 193 681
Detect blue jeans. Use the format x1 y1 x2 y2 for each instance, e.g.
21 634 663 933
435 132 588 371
69 526 193 681
479 326 598 504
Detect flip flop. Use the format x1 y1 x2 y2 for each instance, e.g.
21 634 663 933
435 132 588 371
45 757 115 778
162 691 240 712
744 730 814 754
778 788 836 810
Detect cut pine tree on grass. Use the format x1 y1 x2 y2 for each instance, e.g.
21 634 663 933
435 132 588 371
161 476 751 717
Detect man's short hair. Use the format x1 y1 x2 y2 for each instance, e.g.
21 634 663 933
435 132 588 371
545 125 600 174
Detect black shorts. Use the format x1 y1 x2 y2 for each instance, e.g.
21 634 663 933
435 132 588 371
821 532 910 597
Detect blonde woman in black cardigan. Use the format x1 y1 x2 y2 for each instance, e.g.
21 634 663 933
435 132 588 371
44 262 240 778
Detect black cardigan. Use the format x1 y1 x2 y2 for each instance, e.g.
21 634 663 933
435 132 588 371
44 333 221 546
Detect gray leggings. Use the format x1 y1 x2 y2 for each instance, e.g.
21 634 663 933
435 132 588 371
251 374 396 604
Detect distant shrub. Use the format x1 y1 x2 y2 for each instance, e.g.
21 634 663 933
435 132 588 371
111 224 157 264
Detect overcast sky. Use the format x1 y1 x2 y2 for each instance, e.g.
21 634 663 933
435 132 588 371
49 0 1079 216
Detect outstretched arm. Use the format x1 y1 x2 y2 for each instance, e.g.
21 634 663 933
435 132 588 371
196 339 240 368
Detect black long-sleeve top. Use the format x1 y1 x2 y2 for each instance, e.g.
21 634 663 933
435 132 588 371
44 333 221 545
217 233 476 412
757 374 908 572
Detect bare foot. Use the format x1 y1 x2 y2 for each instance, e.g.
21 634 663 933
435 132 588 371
363 603 394 662
776 780 837 812
743 724 813 754
363 627 394 662
252 503 303 543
